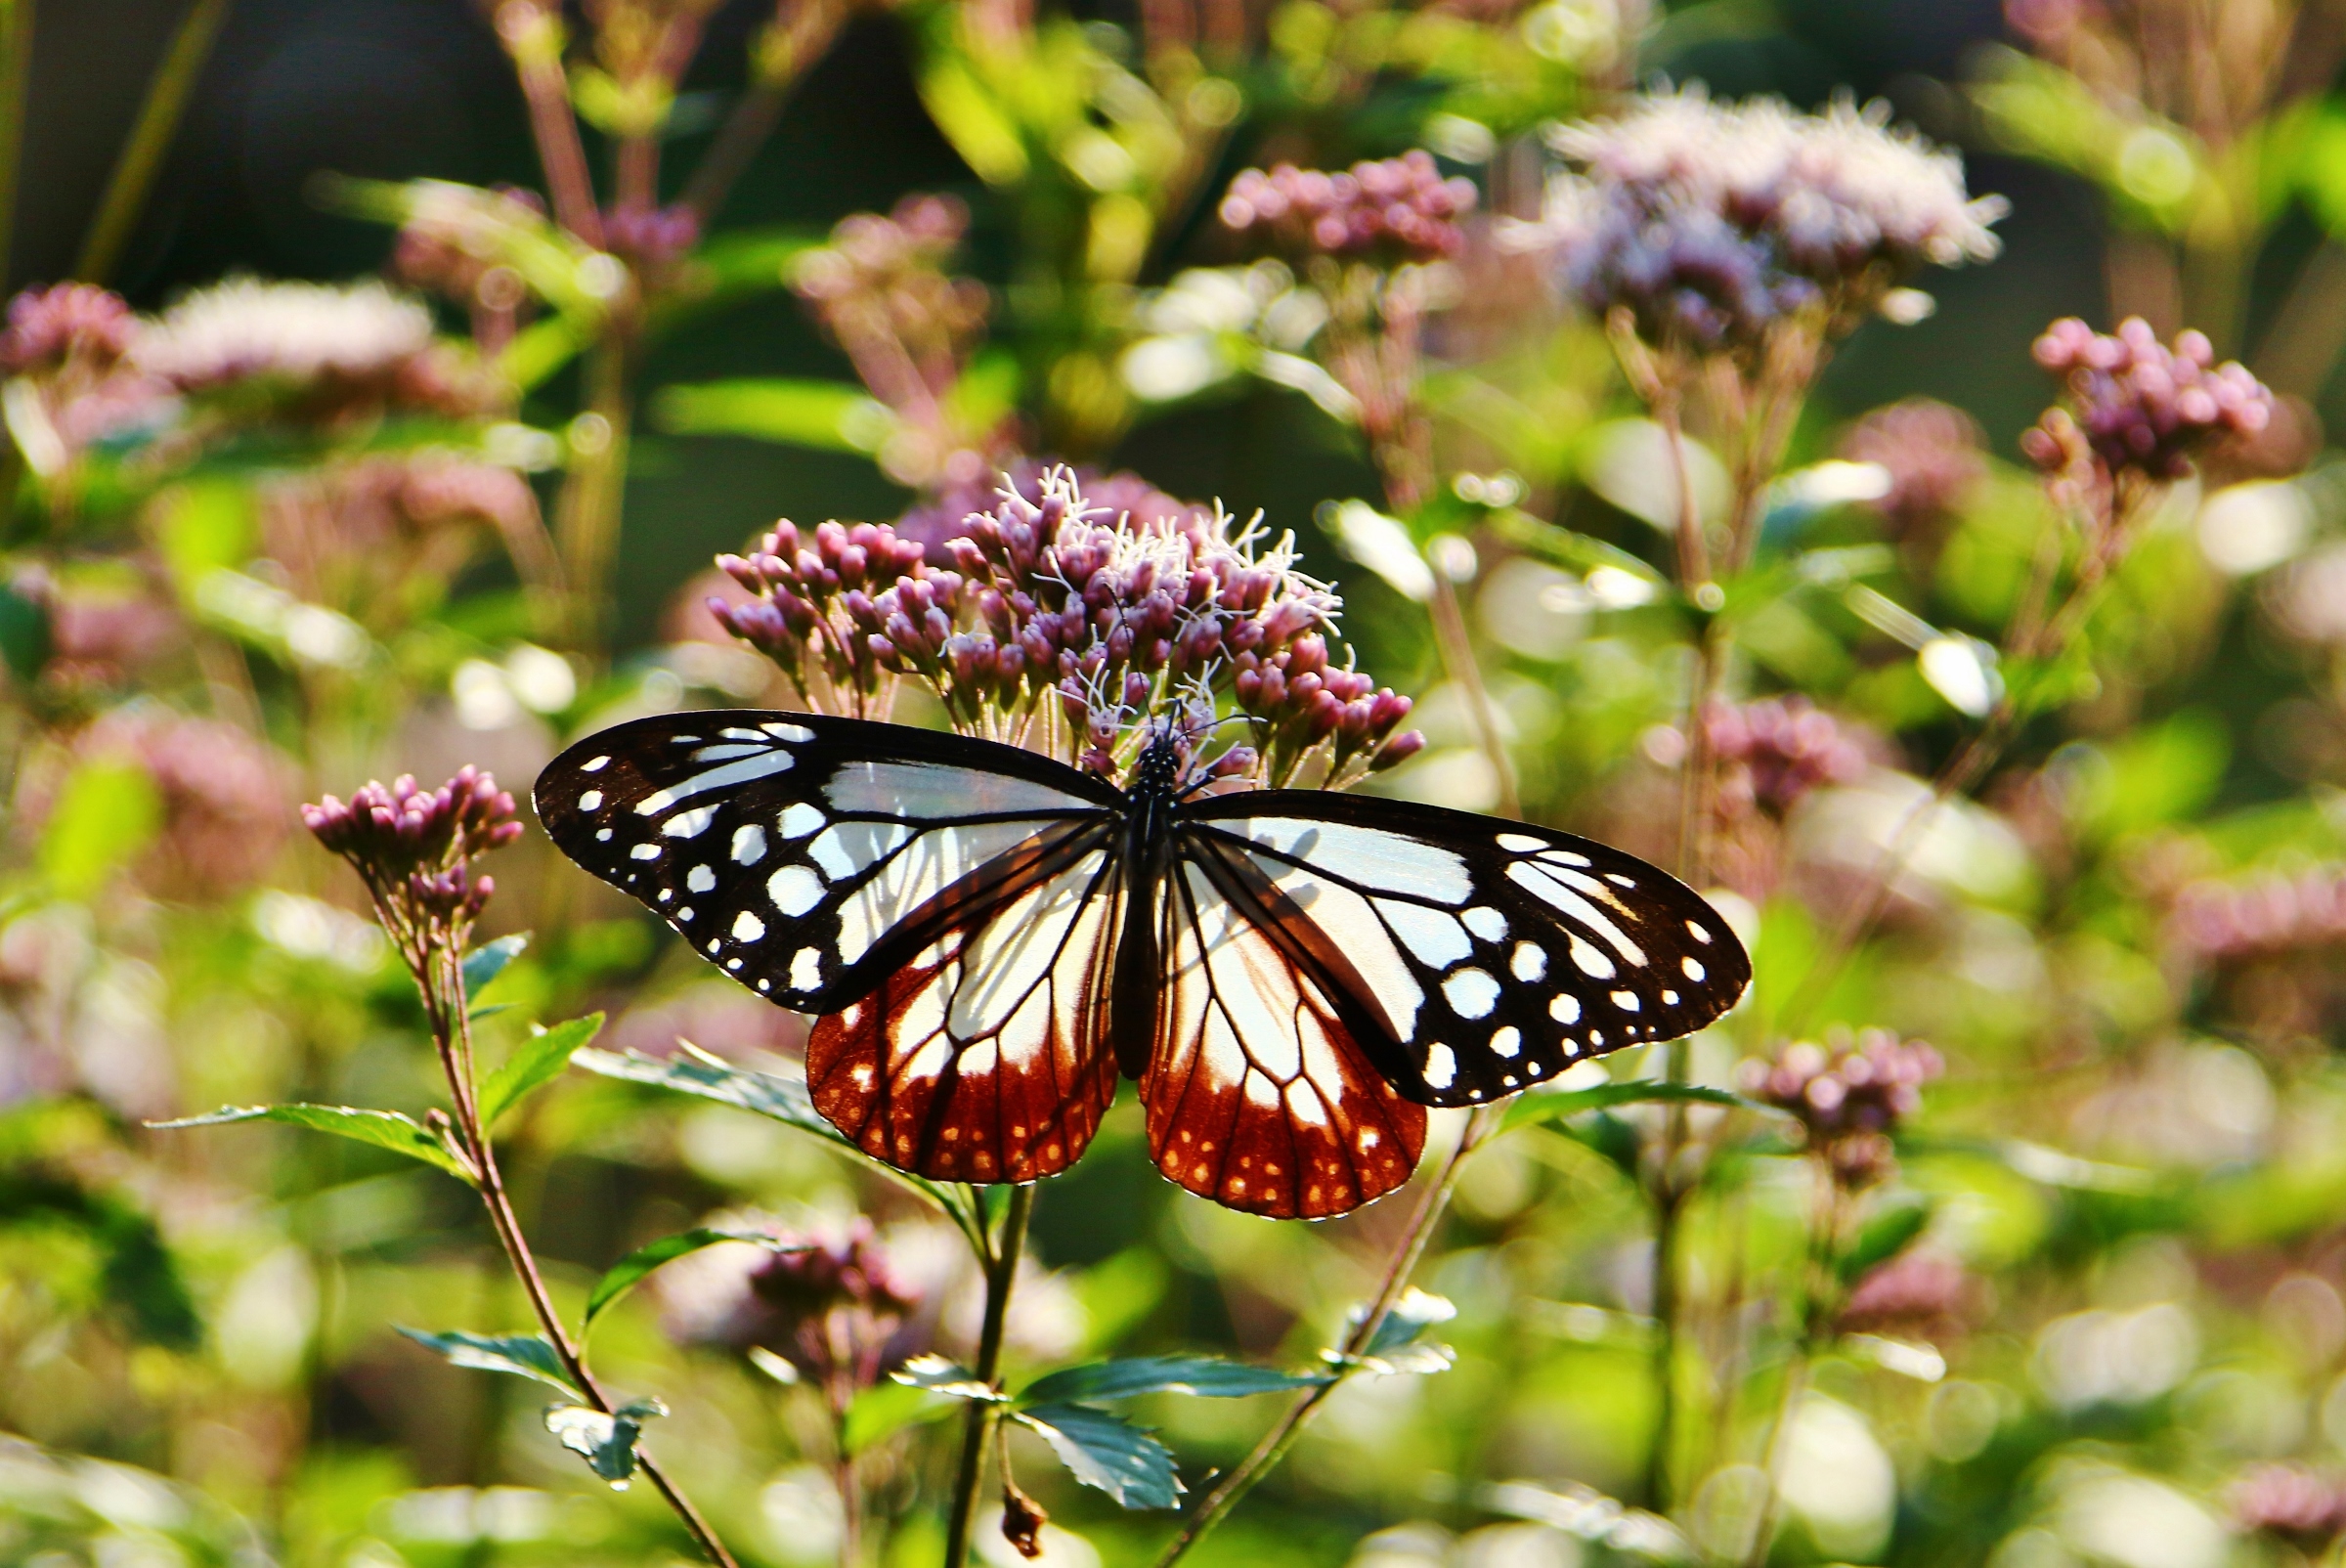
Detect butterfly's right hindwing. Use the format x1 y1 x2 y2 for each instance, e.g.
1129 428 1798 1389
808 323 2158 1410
534 712 1121 1013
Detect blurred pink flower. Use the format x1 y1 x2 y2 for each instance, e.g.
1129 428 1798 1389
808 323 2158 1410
1221 152 1477 267
1839 398 1985 539
2228 1463 2346 1547
1741 1027 1942 1188
2023 317 2275 484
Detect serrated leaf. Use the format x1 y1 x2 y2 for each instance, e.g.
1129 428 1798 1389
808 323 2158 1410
1499 1081 1758 1137
399 1328 578 1393
1361 1289 1456 1360
891 1354 1002 1402
1841 1193 1934 1286
584 1225 800 1329
544 1397 666 1487
1017 1355 1326 1408
152 1104 470 1181
461 934 530 994
480 1014 602 1129
1012 1403 1182 1509
571 1046 964 1217
1338 1341 1457 1376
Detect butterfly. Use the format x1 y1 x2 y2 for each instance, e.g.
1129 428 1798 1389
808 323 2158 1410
535 712 1749 1219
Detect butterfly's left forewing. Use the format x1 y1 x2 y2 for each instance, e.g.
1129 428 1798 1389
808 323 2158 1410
535 712 1121 1013
1176 791 1751 1109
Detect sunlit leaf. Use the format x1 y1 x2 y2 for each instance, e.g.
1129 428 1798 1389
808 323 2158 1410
1012 1402 1182 1509
891 1354 1002 1402
398 1328 579 1393
152 1104 470 1181
479 1013 602 1129
460 934 529 995
1841 1193 1933 1285
584 1224 799 1328
843 1379 960 1455
544 1397 665 1487
1499 1081 1756 1137
651 378 892 453
1018 1355 1325 1407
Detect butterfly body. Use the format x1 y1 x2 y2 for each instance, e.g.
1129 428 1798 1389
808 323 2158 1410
536 711 1749 1218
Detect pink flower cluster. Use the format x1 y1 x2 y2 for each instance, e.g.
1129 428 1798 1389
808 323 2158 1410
1836 1247 1980 1340
670 1220 924 1404
600 201 702 278
2228 1463 2346 1546
302 767 523 935
2167 865 2346 961
1839 397 1985 534
715 467 1421 787
2022 317 2275 482
1219 152 1477 266
1706 696 1870 821
0 284 138 375
1741 1028 1943 1187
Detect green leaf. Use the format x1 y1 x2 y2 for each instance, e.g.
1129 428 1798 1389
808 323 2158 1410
891 1354 1002 1402
479 1013 602 1130
651 378 893 453
1499 1081 1758 1137
0 580 52 679
584 1224 799 1329
0 1172 200 1349
842 1378 959 1455
153 481 257 591
1354 1288 1457 1372
461 934 530 995
39 758 161 899
399 1328 580 1393
500 317 586 390
571 1046 964 1218
917 59 1030 185
151 1104 470 1181
544 1397 666 1487
1012 1403 1182 1509
1017 1355 1325 1407
1841 1194 1934 1286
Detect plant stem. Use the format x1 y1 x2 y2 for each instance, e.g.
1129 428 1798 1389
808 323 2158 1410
1641 1036 1690 1511
1426 571 1520 818
553 332 634 651
423 949 740 1568
1738 1170 1846 1568
0 0 35 286
1151 1107 1500 1567
74 0 230 283
496 0 603 246
942 1183 1035 1568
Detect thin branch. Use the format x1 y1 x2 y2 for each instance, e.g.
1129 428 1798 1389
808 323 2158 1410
942 1183 1034 1568
494 0 603 246
0 0 35 285
75 0 231 283
1151 1107 1500 1566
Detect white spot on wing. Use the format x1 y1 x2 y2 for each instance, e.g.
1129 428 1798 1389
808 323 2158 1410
1443 968 1499 1020
582 756 611 772
789 948 821 990
810 821 912 884
1611 990 1641 1012
1491 1025 1521 1059
733 911 765 941
731 824 767 864
1511 942 1546 981
630 844 661 861
768 864 823 917
578 790 603 811
662 806 717 840
686 864 716 893
778 803 824 839
1505 862 1648 966
1550 994 1580 1024
1683 956 1706 980
762 722 814 742
1462 906 1508 942
1569 937 1616 979
1496 833 1544 853
1423 1042 1456 1090
1687 920 1713 943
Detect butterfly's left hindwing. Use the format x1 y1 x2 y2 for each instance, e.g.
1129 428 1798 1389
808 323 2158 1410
534 713 1121 1013
1176 790 1750 1109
